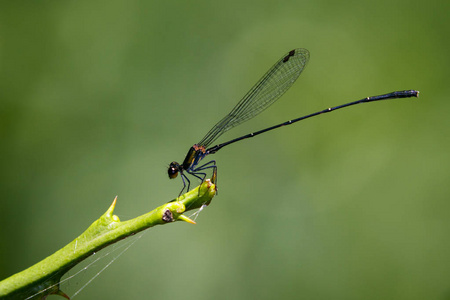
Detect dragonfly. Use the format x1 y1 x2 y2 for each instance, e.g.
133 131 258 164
167 48 418 196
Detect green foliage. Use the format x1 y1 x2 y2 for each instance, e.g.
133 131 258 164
0 181 216 299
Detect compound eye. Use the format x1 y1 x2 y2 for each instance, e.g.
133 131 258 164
168 162 179 179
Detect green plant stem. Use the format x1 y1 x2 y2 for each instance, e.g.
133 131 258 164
0 180 216 300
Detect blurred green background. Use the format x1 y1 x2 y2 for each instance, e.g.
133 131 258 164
1 0 449 299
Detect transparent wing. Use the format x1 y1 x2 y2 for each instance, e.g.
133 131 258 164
198 48 310 147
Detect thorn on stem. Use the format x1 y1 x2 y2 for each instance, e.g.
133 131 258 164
177 214 196 225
